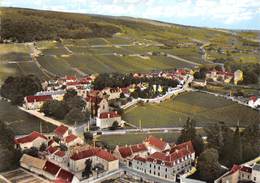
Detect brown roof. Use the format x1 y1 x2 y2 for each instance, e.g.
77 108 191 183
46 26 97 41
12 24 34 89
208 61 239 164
15 131 47 144
20 154 46 169
43 161 61 176
145 136 167 150
56 169 74 183
54 125 68 137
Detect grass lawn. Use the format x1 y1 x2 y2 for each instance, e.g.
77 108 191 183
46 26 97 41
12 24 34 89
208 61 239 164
123 91 260 128
0 101 55 135
98 132 180 148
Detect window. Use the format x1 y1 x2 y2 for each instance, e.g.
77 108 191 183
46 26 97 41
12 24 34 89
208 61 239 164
165 174 167 178
158 166 160 170
254 177 256 181
150 164 151 168
165 168 168 172
158 172 160 176
154 171 156 175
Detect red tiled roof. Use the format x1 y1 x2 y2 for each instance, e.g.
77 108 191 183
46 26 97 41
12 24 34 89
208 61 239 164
131 144 147 153
65 134 78 143
15 131 47 144
48 139 57 147
250 96 257 102
134 156 146 163
54 125 68 137
96 149 117 162
118 146 132 158
70 148 99 161
145 136 167 150
47 146 58 154
56 169 74 183
26 95 52 103
99 111 120 119
66 76 77 81
66 82 80 86
43 161 61 176
170 141 194 154
240 166 252 173
121 87 129 94
55 150 65 157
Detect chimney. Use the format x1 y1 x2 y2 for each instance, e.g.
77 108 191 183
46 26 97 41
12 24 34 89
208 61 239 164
108 113 110 118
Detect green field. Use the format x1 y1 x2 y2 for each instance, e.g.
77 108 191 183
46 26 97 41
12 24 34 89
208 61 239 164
98 132 180 148
123 92 260 128
0 100 55 135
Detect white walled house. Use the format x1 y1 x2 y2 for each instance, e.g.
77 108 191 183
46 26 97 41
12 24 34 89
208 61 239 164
96 111 121 129
64 134 84 147
132 141 195 182
144 136 170 154
251 164 260 183
69 148 119 173
15 131 48 150
24 95 53 110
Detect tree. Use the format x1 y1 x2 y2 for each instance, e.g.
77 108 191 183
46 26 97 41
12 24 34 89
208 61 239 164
0 120 21 171
65 108 89 124
65 96 86 110
39 143 47 152
40 100 68 120
84 132 93 143
0 75 42 105
23 147 38 157
197 148 223 183
82 159 92 178
177 118 204 156
63 89 77 102
109 121 119 130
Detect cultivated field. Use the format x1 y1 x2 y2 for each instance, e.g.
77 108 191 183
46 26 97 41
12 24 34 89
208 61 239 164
0 101 55 135
123 91 260 128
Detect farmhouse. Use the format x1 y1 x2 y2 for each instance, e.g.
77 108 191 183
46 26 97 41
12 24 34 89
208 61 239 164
96 111 121 129
15 131 48 150
24 95 53 110
131 141 195 181
144 136 170 154
69 148 119 173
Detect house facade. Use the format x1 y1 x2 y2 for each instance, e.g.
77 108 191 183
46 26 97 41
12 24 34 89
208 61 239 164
24 95 53 110
96 111 121 129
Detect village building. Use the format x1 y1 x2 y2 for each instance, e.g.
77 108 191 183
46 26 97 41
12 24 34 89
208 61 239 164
69 148 119 173
64 134 84 147
48 139 59 147
234 69 243 85
96 111 121 129
143 136 171 154
15 131 48 150
248 96 260 109
102 87 122 100
35 90 66 101
54 125 69 139
132 141 195 181
252 164 260 183
113 143 148 165
20 154 46 175
42 161 61 180
24 95 53 110
53 150 67 163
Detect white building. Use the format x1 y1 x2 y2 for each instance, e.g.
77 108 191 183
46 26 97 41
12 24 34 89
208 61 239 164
64 134 84 147
96 111 121 129
15 131 48 150
24 95 53 110
132 141 195 181
252 164 260 183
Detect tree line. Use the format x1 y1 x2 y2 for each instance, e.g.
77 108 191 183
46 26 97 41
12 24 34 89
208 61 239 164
1 7 121 42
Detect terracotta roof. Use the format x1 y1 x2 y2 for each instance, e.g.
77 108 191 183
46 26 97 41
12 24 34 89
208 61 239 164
54 125 69 137
118 146 132 158
70 148 117 162
240 166 252 173
15 131 47 144
70 148 99 161
48 139 58 147
26 95 52 103
43 161 61 176
47 146 58 154
131 144 147 153
145 136 167 150
99 111 120 119
250 96 257 102
20 154 46 170
134 156 146 163
95 149 117 162
65 134 78 143
55 150 65 157
66 76 77 81
56 169 74 183
170 141 194 154
66 82 80 86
